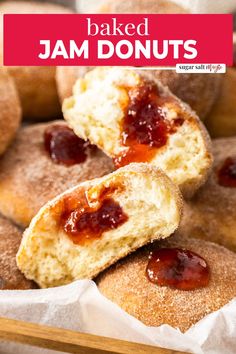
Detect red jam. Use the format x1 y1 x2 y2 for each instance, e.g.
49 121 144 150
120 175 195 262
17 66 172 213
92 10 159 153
114 82 184 168
218 157 236 188
61 187 128 245
146 248 210 291
44 124 90 166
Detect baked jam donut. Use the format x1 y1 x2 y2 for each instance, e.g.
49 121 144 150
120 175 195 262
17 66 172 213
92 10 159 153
0 1 73 120
97 233 236 332
56 66 93 102
0 68 21 156
179 137 236 252
205 68 236 138
0 121 113 227
17 164 182 288
63 67 213 198
0 214 36 290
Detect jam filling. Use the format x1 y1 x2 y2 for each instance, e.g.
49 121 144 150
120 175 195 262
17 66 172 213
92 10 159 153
44 124 91 166
61 187 128 245
218 157 236 188
114 82 184 168
146 248 210 291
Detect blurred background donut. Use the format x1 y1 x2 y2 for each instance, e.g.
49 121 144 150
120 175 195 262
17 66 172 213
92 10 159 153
179 137 236 251
0 67 21 156
0 1 73 120
205 69 236 138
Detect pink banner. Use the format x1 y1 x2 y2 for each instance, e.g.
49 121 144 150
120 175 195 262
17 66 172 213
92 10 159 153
3 14 233 66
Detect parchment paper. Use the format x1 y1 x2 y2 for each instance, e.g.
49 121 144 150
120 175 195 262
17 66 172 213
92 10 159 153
0 280 235 354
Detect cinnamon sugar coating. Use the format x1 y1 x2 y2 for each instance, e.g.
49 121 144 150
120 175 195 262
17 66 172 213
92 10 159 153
97 234 236 332
0 215 36 290
0 121 114 227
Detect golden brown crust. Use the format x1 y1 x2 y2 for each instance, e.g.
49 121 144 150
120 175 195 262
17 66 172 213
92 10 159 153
0 214 36 290
0 1 73 120
179 137 236 252
0 121 114 227
205 68 236 137
0 67 21 155
146 70 222 119
97 0 187 14
97 233 236 332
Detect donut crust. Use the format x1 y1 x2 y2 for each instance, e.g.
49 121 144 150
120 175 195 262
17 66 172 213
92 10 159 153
0 215 36 290
0 1 73 120
97 233 236 332
0 68 21 156
0 121 114 227
179 137 236 252
146 70 221 119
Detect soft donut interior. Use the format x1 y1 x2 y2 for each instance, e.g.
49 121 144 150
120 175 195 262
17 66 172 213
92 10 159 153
17 164 182 288
63 67 212 196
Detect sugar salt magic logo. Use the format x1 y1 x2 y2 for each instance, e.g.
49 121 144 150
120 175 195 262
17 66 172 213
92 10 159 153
38 17 198 60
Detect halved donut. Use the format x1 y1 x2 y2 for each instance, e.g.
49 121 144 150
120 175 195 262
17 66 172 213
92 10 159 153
17 163 182 288
63 67 212 198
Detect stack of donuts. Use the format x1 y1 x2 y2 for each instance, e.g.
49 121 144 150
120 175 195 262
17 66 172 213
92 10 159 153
1 0 236 334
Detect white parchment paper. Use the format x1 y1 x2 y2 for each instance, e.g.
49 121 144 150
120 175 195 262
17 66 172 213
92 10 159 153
0 280 235 354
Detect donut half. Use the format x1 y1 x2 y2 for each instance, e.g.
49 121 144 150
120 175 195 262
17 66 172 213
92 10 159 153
63 67 212 198
17 163 182 288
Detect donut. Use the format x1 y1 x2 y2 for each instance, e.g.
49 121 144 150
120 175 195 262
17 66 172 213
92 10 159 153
0 121 114 228
97 233 236 332
63 67 213 198
205 68 236 138
0 67 21 156
0 1 73 120
0 214 36 290
17 163 182 288
179 137 236 252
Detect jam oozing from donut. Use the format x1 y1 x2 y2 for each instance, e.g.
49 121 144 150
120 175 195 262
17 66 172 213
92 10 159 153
218 157 236 188
61 187 128 245
114 82 184 168
146 248 210 291
44 124 90 166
